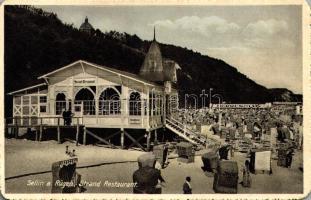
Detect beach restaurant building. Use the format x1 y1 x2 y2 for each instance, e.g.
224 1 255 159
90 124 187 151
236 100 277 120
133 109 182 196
7 37 179 132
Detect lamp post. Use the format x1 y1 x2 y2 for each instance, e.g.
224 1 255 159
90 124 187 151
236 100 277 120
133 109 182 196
209 88 213 110
212 94 223 131
200 89 208 110
212 94 222 112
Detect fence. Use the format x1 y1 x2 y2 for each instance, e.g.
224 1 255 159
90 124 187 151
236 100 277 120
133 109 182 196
6 116 83 126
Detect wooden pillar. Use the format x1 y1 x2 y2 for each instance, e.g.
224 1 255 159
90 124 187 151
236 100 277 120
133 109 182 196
163 94 166 124
75 125 79 146
35 129 39 141
39 125 43 141
83 126 86 145
154 129 158 144
57 126 61 144
14 126 19 139
121 129 124 149
147 131 151 151
8 127 11 137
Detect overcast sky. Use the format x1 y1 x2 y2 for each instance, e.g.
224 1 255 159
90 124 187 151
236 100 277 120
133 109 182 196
38 5 302 94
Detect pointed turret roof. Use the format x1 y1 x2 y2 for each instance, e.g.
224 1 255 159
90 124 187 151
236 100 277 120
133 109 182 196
139 27 164 82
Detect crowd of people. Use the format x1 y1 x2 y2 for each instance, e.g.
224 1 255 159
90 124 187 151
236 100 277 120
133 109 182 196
175 106 303 150
131 104 303 194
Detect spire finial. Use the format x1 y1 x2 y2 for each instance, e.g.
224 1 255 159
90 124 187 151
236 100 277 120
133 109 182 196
153 26 156 41
85 16 88 23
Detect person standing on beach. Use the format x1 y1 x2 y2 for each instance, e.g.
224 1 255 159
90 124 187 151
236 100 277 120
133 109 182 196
242 160 251 187
183 176 192 194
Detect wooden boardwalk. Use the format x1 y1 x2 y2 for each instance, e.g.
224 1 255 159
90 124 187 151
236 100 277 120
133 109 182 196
5 116 149 151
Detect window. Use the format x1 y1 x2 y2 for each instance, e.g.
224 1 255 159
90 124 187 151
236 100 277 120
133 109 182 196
40 96 47 103
74 100 95 115
149 92 155 116
74 88 95 115
98 87 121 115
14 96 21 105
23 96 30 105
153 95 157 116
39 95 47 113
56 93 66 115
22 96 30 116
75 106 81 112
40 106 47 113
56 101 66 115
143 100 147 116
158 96 162 115
129 92 141 116
31 96 38 104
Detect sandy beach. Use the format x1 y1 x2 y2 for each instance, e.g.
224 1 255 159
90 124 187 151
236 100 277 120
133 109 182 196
5 139 303 194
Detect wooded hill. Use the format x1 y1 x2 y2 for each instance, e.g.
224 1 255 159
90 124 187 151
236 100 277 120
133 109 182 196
4 6 302 116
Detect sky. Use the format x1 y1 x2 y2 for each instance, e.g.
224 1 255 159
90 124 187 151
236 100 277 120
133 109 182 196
39 5 302 94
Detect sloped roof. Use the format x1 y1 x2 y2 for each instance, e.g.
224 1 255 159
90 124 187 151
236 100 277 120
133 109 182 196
38 60 161 87
139 40 164 82
7 83 47 95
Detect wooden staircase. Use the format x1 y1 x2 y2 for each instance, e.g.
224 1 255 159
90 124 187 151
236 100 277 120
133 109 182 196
165 117 207 147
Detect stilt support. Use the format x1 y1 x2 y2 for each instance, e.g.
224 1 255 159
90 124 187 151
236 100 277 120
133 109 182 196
35 129 39 141
57 126 61 144
14 126 19 139
121 129 125 149
103 130 121 141
154 129 158 144
83 126 86 145
85 129 120 149
39 125 43 141
76 125 79 146
124 131 146 151
129 135 145 149
147 131 151 151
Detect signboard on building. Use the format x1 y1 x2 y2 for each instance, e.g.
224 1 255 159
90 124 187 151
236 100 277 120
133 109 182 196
129 118 142 125
211 104 270 109
73 78 96 85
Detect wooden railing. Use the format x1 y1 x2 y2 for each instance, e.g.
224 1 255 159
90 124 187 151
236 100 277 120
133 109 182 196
6 116 84 126
165 117 207 146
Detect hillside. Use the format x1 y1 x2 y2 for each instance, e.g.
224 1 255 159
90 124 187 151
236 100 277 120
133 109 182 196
4 6 300 116
268 88 302 102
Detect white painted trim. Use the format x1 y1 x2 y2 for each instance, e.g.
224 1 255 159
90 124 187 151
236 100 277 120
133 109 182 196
83 60 157 87
7 83 47 95
73 87 96 99
37 60 81 79
81 61 86 74
38 60 161 88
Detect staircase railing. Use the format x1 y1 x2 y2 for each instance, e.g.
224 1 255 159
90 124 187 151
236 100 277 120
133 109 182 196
165 117 206 146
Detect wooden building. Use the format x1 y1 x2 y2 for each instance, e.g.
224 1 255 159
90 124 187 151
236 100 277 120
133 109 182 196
6 34 191 149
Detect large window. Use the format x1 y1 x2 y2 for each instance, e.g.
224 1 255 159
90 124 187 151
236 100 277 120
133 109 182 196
56 93 66 115
75 88 95 115
129 92 141 116
98 87 121 115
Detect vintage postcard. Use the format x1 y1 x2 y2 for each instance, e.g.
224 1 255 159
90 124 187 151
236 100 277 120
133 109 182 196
0 0 310 199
